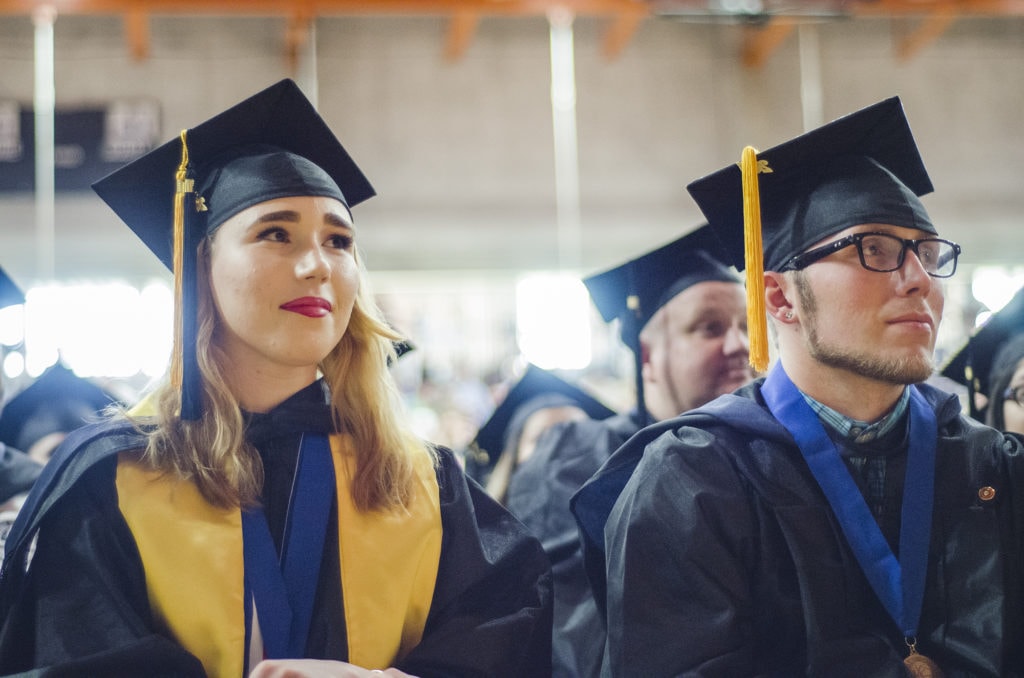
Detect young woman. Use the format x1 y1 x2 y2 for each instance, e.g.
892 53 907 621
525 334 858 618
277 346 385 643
0 80 552 678
985 334 1024 435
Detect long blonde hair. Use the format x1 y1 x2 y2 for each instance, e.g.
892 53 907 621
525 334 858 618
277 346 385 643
137 239 433 512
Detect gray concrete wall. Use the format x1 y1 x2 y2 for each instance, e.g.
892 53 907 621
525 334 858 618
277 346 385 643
1 13 1022 286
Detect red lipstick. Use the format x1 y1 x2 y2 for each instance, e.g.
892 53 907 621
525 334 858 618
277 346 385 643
280 297 332 318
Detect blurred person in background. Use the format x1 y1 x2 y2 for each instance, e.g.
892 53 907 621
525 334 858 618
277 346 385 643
507 225 752 677
0 267 44 557
0 361 120 465
941 285 1024 434
465 362 615 504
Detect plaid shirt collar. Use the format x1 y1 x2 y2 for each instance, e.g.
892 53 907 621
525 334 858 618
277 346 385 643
801 386 910 444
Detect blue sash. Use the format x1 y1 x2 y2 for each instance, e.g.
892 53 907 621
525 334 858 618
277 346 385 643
241 433 335 659
761 364 936 638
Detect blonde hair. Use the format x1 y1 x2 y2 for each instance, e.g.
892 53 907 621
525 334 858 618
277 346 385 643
136 239 433 512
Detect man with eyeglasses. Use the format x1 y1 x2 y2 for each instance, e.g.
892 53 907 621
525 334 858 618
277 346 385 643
573 98 1024 677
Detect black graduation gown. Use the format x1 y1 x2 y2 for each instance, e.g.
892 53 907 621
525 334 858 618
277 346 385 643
576 380 1024 677
505 412 641 678
0 384 553 677
0 444 41 507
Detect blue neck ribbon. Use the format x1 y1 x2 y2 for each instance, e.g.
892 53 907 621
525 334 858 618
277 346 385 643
242 433 335 660
761 364 937 637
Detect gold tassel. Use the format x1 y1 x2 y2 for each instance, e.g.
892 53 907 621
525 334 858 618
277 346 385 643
171 130 191 392
741 146 769 373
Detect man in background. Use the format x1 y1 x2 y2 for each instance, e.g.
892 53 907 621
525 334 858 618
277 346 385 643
506 225 752 677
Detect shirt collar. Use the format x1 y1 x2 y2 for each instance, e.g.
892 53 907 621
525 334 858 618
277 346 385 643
801 387 910 444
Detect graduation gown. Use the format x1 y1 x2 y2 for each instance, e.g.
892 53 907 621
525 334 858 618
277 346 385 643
506 411 641 678
575 379 1024 677
0 444 41 507
0 382 553 677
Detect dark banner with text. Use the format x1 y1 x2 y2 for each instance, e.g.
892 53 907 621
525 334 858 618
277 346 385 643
0 100 161 192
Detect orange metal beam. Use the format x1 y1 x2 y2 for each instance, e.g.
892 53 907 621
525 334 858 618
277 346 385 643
444 10 480 61
601 6 645 59
895 8 959 60
4 0 1024 17
123 5 149 60
0 0 649 16
741 17 796 69
5 0 1024 69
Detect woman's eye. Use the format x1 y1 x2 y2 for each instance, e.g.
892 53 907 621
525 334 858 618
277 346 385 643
257 227 289 242
326 233 354 250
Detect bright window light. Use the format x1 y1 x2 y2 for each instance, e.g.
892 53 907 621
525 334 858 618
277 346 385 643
972 266 1024 324
139 282 174 378
21 280 173 379
516 273 591 370
0 305 24 347
2 351 24 380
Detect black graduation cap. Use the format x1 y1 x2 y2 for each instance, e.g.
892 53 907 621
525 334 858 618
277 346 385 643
93 79 374 269
582 224 740 423
0 267 25 310
91 79 374 419
465 364 615 484
687 96 935 372
941 285 1024 420
0 362 119 455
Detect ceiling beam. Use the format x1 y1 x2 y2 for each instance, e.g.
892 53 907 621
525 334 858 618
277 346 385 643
444 10 480 61
601 7 645 59
894 8 959 60
5 0 1024 69
284 9 313 74
741 17 796 69
123 5 149 60
5 0 1024 17
0 0 649 16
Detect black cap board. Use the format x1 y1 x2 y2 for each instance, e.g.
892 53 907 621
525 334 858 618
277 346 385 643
687 96 935 274
582 224 740 423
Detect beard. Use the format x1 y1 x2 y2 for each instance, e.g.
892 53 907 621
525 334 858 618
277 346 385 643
794 273 935 385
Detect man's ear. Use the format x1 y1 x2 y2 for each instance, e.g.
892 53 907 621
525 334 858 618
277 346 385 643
764 271 795 322
638 337 654 383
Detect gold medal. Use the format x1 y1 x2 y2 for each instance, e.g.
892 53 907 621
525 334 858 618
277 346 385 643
904 644 945 678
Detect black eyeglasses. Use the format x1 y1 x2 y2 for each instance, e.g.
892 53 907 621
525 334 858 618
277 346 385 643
1003 386 1024 408
781 232 961 278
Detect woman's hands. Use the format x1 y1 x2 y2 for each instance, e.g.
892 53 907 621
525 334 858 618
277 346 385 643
249 659 415 678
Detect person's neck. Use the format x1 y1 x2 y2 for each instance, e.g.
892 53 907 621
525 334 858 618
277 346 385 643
223 358 319 414
780 355 905 423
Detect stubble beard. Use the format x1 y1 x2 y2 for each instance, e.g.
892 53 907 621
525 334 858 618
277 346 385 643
794 273 935 385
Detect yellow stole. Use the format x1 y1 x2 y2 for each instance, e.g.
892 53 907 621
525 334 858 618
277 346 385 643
115 436 442 677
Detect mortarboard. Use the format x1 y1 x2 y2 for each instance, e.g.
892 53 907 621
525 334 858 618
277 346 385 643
0 362 119 454
941 285 1024 420
582 224 740 424
92 79 374 419
466 364 615 484
0 267 25 310
687 96 935 372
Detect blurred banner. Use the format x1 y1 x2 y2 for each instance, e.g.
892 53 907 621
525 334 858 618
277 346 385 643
0 99 160 192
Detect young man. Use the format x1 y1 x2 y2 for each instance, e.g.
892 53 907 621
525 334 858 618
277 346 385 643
506 225 752 677
577 97 1024 676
